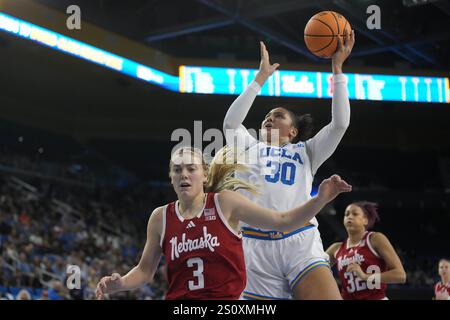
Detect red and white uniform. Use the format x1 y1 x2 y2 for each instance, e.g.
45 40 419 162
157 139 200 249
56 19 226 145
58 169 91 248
434 281 450 298
334 231 387 300
160 192 246 300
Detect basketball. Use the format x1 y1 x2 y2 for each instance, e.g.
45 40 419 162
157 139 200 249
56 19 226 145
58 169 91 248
304 11 351 58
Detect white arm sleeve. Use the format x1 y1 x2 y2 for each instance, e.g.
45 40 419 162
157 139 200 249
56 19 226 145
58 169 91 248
223 81 261 149
306 73 350 175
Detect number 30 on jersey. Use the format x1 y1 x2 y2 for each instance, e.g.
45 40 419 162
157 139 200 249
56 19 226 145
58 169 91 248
265 161 296 185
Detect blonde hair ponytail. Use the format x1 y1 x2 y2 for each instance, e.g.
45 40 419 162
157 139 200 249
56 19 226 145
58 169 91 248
205 146 258 195
169 146 258 195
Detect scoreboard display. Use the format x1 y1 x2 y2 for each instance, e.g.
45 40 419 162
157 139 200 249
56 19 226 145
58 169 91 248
179 66 450 104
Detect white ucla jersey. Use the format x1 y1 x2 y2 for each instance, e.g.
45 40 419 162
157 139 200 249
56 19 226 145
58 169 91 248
235 139 318 230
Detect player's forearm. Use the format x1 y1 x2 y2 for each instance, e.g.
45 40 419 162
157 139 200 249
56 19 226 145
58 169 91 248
120 265 154 291
278 196 328 232
331 73 350 130
306 73 350 174
361 268 406 284
332 60 342 75
223 80 261 130
379 268 407 284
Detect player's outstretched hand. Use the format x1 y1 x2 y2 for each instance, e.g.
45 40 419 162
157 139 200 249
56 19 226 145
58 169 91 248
95 273 124 300
332 29 355 73
255 41 280 86
258 41 280 77
317 174 352 203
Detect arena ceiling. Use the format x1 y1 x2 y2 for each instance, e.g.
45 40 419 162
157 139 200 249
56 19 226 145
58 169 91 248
32 0 450 69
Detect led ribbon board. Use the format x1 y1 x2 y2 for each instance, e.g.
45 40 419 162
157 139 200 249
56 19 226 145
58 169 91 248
1 11 448 103
179 66 450 104
0 12 179 91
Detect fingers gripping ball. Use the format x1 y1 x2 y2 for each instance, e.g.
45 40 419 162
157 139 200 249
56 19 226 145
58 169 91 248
304 11 351 58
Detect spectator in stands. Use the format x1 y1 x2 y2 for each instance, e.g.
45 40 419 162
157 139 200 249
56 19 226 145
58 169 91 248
16 289 31 300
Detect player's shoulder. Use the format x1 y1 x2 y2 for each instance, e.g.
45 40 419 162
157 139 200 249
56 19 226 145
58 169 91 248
217 189 233 198
215 190 248 213
216 189 238 204
151 205 165 216
367 232 392 253
327 241 343 254
288 142 311 159
331 241 343 247
146 206 166 237
289 141 306 149
148 206 165 224
368 231 387 243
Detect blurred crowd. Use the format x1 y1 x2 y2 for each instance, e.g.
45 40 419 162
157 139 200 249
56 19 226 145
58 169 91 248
397 248 438 289
0 173 170 300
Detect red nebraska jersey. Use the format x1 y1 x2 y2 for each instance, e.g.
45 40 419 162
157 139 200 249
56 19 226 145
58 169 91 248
334 231 387 300
160 192 246 300
434 281 450 298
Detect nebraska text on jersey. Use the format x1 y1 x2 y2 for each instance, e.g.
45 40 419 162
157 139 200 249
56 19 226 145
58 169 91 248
169 226 220 260
337 252 365 270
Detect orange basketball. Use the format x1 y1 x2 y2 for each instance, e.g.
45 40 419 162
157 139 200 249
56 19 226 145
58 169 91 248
304 11 351 58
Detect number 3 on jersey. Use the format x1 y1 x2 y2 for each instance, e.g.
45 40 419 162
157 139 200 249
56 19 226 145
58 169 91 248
265 161 296 185
187 257 204 291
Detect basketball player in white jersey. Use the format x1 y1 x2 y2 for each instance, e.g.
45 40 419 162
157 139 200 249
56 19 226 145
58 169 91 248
223 32 355 300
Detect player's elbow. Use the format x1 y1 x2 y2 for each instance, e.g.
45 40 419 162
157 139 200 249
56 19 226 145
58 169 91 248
391 268 407 284
397 269 407 284
334 119 350 132
327 119 349 138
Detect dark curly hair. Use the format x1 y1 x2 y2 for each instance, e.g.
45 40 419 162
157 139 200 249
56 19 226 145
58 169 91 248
351 201 380 230
282 109 314 143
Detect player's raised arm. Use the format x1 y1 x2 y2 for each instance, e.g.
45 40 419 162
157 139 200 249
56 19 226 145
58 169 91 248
223 42 280 132
95 207 164 299
219 175 351 232
306 31 354 175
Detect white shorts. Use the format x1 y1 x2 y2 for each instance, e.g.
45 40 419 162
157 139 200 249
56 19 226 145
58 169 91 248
241 225 330 300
